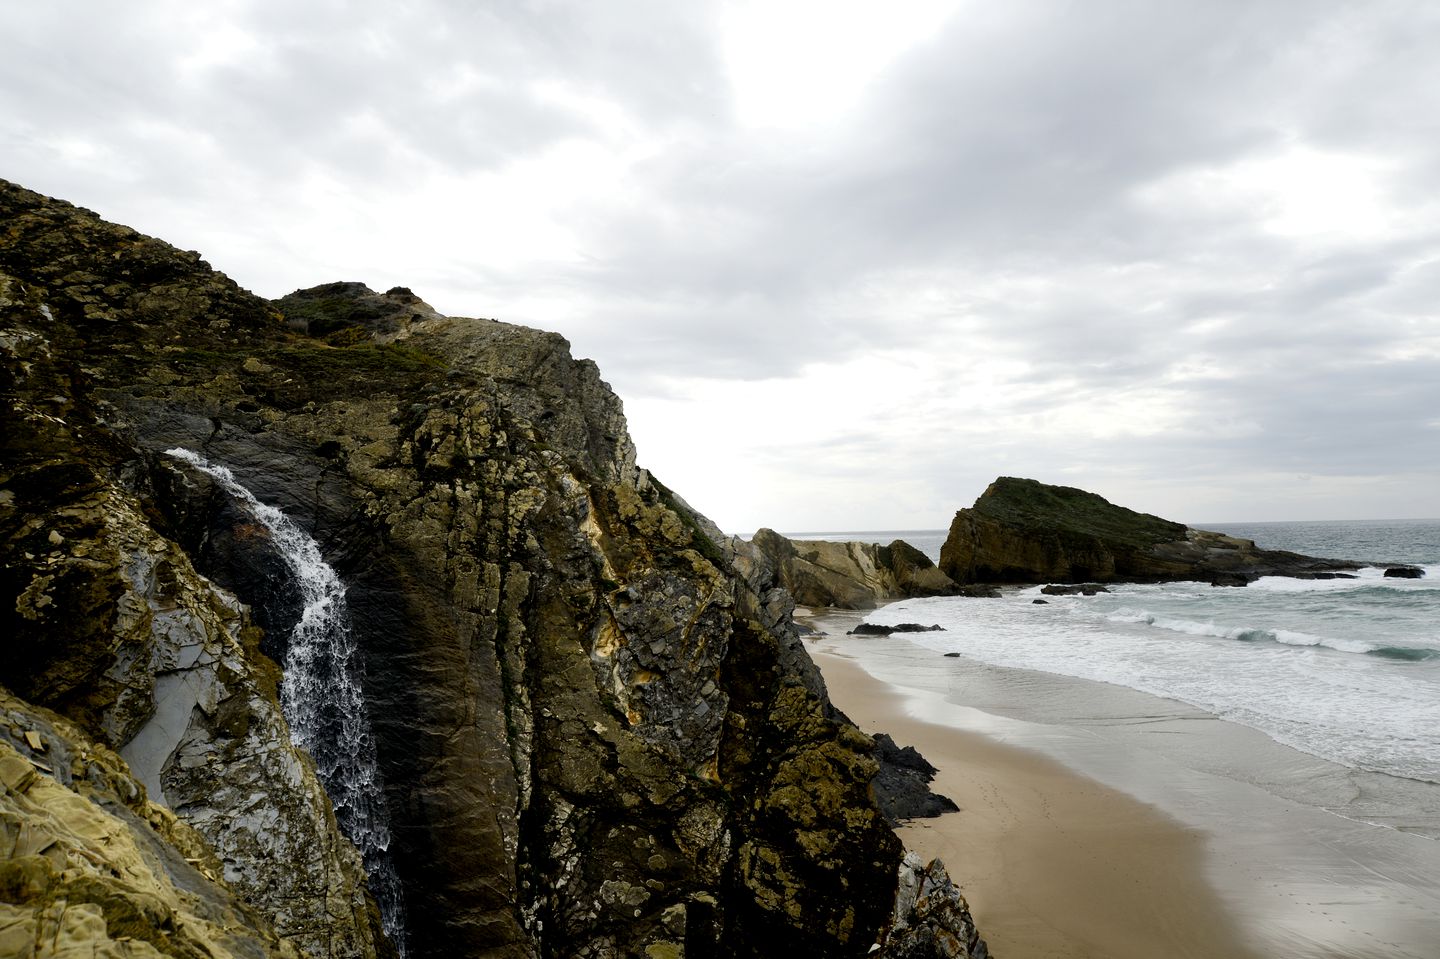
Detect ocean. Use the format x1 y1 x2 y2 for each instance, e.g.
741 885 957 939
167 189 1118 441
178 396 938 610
794 520 1440 789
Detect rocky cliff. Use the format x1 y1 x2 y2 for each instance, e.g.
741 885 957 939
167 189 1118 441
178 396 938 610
1 180 985 958
941 476 1362 585
733 530 959 610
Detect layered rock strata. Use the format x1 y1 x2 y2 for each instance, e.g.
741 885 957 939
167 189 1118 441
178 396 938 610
1 180 981 958
0 687 310 959
941 477 1363 585
734 530 959 610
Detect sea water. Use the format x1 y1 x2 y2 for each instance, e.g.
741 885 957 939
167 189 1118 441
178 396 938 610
803 521 1440 787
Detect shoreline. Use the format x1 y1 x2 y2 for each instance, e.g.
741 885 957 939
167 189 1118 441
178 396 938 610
803 607 1440 959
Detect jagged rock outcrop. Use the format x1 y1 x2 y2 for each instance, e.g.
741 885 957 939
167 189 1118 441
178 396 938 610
734 530 958 610
1 179 958 958
272 282 442 340
876 854 988 958
941 477 1363 585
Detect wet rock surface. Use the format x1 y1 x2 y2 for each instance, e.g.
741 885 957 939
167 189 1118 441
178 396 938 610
847 623 945 636
1040 583 1110 596
1 178 933 958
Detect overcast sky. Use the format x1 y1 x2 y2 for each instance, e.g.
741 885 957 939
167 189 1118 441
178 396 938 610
6 1 1440 533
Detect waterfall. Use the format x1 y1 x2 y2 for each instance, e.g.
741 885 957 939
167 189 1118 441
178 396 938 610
166 448 409 956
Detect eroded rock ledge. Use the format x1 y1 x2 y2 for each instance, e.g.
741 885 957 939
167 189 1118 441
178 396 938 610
940 476 1364 586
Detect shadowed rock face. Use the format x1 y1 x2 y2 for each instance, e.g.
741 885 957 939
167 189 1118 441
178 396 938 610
0 179 940 958
940 477 1363 585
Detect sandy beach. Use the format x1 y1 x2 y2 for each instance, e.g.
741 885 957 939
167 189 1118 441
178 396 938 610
804 609 1440 959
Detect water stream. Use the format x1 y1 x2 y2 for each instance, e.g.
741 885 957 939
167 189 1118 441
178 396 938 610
166 448 408 956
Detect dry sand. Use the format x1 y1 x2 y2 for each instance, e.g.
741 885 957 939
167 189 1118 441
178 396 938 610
814 648 1262 959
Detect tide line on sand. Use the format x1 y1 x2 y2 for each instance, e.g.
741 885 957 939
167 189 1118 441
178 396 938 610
805 609 1440 959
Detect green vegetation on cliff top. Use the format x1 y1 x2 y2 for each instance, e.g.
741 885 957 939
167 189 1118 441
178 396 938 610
971 476 1186 548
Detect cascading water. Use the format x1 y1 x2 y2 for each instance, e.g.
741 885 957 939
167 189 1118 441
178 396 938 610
166 448 408 956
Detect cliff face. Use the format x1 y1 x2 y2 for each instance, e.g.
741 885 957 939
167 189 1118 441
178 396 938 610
941 476 1360 585
734 530 958 610
0 180 978 958
0 686 312 959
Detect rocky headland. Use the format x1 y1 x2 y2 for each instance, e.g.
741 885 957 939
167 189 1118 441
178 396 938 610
731 530 961 609
940 476 1367 586
0 180 984 958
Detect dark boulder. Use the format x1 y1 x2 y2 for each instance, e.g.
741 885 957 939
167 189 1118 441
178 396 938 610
273 281 441 339
1209 572 1251 588
1041 583 1111 596
870 733 960 824
1384 567 1426 579
848 623 945 636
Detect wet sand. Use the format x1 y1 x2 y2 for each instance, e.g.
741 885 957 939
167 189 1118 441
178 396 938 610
805 610 1440 959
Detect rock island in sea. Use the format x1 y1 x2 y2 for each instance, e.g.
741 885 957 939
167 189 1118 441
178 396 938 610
0 179 983 958
801 483 1440 959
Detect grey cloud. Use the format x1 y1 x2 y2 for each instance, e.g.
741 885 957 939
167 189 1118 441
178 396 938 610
5 0 1439 525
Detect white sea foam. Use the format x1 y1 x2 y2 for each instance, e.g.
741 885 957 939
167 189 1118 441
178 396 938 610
863 558 1440 783
1103 607 1378 654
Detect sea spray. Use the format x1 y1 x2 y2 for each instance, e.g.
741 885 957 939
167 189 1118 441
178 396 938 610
166 448 408 956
